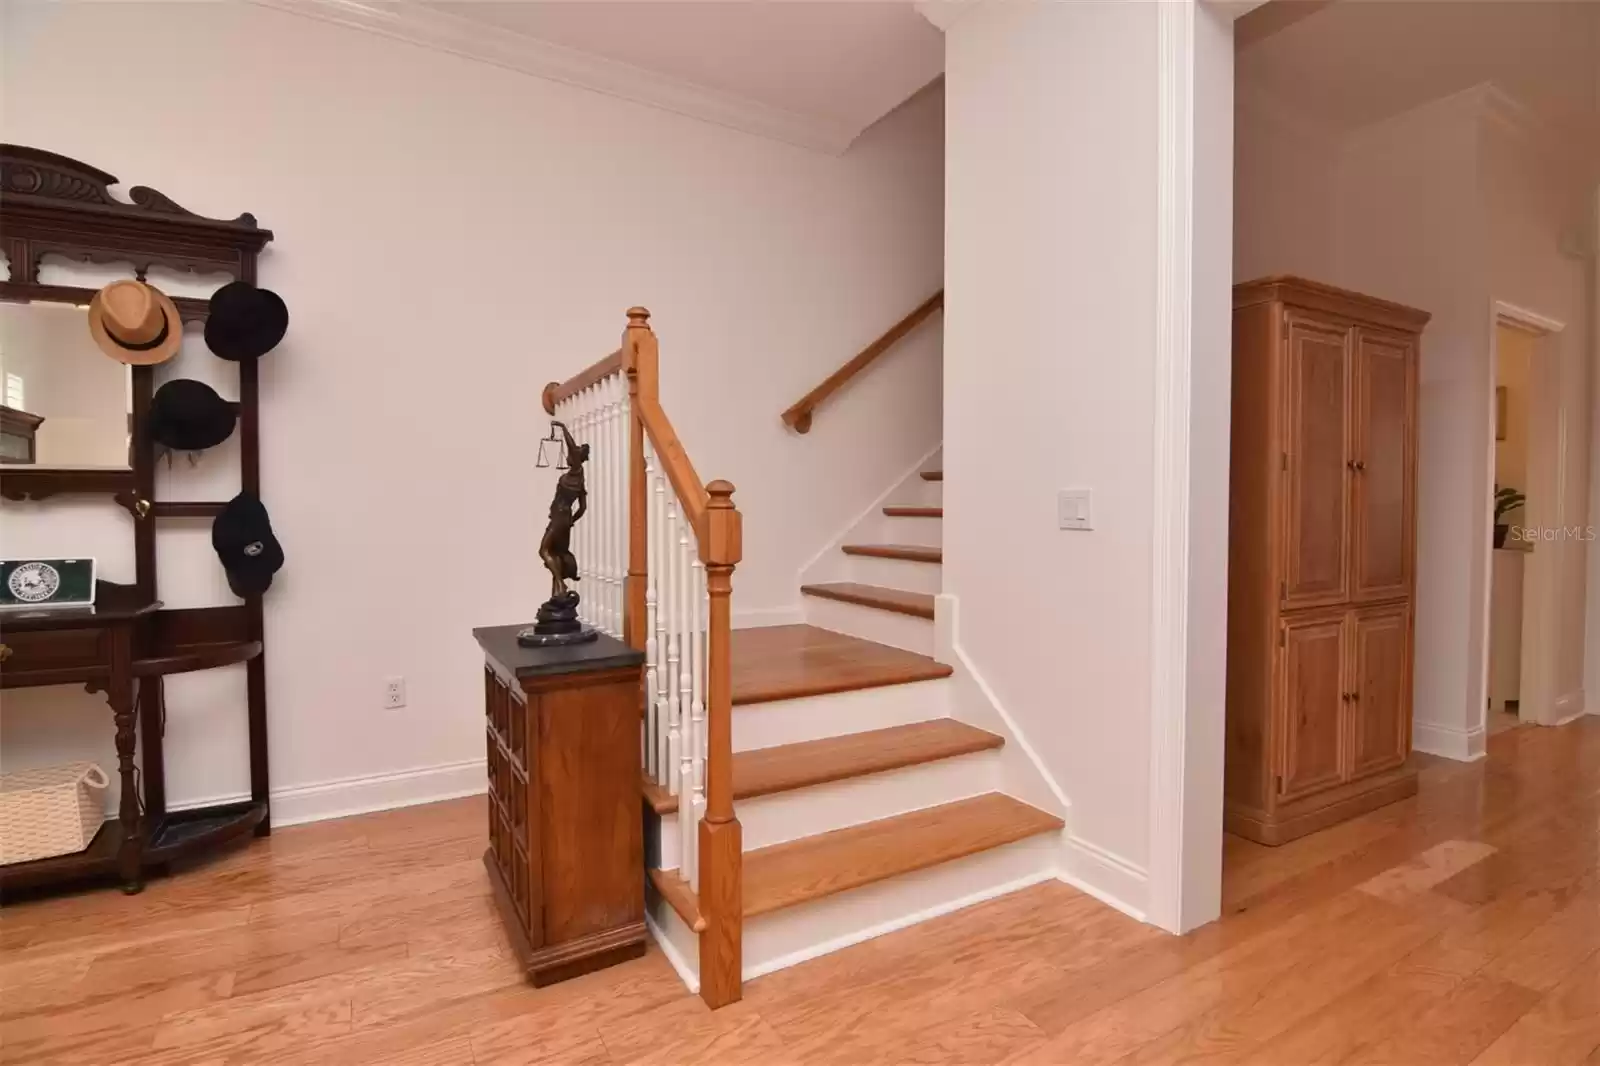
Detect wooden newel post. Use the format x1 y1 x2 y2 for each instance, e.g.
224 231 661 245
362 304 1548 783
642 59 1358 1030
621 307 654 651
698 478 743 1008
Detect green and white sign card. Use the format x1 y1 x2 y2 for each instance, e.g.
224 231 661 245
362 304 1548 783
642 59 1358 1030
0 559 97 609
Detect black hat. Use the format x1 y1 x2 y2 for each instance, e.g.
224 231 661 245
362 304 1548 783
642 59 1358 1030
205 281 288 361
212 492 284 597
148 379 236 452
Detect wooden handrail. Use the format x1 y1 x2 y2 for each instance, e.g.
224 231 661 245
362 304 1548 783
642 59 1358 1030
618 307 744 1009
542 348 623 415
780 289 943 434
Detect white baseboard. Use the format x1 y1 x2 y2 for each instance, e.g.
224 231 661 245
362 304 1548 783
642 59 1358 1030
1058 834 1149 923
1412 721 1486 762
1555 689 1586 721
169 758 487 828
732 605 804 629
644 909 700 993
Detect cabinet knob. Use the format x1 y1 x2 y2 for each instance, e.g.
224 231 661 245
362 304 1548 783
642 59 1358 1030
1355 460 1366 472
0 644 10 663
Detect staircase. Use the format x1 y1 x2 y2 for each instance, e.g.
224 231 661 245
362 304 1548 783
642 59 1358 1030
546 306 1063 1008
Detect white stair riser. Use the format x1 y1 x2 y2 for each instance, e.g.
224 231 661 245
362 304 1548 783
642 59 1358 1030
893 478 943 510
802 594 935 656
844 554 942 595
732 678 951 751
869 514 943 547
742 834 1060 981
654 748 1004 867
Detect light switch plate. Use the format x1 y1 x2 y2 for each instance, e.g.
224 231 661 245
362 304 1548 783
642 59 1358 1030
1058 489 1093 531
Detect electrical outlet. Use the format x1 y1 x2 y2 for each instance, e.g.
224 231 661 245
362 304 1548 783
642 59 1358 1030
1058 489 1093 531
383 676 406 710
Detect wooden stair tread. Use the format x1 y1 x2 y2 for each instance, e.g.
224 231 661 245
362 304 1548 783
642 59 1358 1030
920 470 943 481
643 719 1003 815
731 625 951 705
650 794 1061 925
883 506 942 518
744 793 1061 916
841 543 942 564
800 582 934 619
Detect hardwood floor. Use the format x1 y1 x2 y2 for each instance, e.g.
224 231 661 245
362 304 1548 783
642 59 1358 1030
3 716 1596 1065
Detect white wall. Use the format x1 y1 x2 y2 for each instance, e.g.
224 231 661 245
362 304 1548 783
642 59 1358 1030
0 1 943 818
944 0 1159 890
1234 83 1594 752
1479 116 1592 719
1335 90 1491 759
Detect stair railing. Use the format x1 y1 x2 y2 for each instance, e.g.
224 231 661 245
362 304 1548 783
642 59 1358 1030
543 308 744 1008
780 289 943 433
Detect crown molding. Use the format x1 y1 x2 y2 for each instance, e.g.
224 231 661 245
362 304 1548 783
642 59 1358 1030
249 0 860 155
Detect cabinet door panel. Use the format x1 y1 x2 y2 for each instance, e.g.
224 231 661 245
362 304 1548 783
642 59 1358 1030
1350 604 1410 778
1352 331 1414 602
1282 317 1352 609
1277 614 1348 801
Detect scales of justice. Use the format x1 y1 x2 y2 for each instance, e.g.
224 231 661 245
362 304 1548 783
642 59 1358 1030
518 421 599 647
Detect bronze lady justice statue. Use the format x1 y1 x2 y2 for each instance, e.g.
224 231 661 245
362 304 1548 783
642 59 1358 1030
518 421 598 646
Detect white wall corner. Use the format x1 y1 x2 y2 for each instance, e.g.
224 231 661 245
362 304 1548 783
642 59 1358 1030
1554 689 1586 724
1412 721 1487 762
934 593 1070 812
249 0 859 155
797 441 945 590
915 0 989 33
936 592 1154 925
1058 835 1150 924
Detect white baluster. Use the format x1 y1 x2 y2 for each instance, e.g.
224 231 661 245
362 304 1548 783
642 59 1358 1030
586 386 600 628
607 375 621 636
678 523 697 886
595 380 609 635
571 390 587 626
689 552 707 892
652 466 670 784
643 443 660 783
664 492 682 797
614 375 629 638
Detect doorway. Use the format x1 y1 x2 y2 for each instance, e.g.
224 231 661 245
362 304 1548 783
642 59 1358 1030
1481 304 1569 732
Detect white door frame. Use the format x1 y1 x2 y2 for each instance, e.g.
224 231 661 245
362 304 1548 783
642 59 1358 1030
1479 302 1567 729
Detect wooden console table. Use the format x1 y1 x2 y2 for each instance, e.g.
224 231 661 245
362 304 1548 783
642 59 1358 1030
0 580 265 896
475 624 647 986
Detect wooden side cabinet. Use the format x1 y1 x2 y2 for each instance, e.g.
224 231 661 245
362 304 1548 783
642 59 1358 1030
474 625 647 987
1226 277 1428 846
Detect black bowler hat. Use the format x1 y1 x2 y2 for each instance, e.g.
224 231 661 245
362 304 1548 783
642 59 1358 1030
212 492 284 597
148 379 236 452
205 281 288 361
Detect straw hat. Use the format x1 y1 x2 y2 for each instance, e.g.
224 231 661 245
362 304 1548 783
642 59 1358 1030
86 280 182 366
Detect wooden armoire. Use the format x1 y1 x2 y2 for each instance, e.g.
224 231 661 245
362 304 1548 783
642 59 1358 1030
1225 277 1429 845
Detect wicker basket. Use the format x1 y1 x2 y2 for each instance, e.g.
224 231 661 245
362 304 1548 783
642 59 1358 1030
0 762 111 865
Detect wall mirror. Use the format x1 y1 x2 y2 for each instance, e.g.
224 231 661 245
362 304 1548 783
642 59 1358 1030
0 299 133 468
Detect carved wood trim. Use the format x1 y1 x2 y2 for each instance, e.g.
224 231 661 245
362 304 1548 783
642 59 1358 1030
781 289 943 434
0 144 271 288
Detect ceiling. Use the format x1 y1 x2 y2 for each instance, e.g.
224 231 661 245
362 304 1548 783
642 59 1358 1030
1238 0 1600 160
420 1 944 150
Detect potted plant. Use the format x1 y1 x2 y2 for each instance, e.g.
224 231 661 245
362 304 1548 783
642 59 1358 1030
1494 484 1526 548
